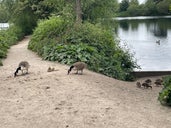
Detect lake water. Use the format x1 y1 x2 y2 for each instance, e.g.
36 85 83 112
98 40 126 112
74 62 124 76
0 23 9 30
115 16 171 71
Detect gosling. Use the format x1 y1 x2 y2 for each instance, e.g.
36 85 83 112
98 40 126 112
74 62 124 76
145 79 152 85
154 78 163 87
136 82 141 88
68 62 86 75
141 82 152 89
14 61 30 77
155 78 163 83
47 67 58 72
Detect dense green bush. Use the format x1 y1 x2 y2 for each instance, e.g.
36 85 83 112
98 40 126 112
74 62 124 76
0 25 24 65
43 42 101 72
29 16 138 81
28 16 70 55
158 76 171 106
118 0 171 17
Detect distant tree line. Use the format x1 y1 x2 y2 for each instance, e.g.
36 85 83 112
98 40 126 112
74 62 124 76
118 0 171 16
0 0 170 23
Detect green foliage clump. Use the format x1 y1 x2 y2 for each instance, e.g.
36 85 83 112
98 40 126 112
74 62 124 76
119 0 129 12
28 16 70 55
118 0 171 17
64 22 138 80
158 76 171 106
0 25 24 65
43 43 101 72
29 17 138 81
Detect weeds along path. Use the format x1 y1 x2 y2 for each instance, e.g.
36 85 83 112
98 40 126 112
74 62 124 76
0 37 171 128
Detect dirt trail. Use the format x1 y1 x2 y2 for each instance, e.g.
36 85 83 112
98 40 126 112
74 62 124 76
0 37 170 128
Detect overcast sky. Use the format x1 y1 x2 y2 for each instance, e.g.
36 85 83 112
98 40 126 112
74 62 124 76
118 0 146 4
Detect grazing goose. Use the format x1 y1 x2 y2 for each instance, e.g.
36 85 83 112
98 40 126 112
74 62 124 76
68 62 86 75
14 61 30 77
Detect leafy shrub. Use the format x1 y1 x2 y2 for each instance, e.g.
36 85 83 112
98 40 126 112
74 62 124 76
158 76 171 106
28 16 70 55
0 25 24 65
43 42 101 72
0 50 7 58
29 17 138 81
0 25 24 45
63 22 138 80
0 59 2 66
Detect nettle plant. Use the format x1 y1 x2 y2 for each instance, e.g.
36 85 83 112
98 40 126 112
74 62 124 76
158 76 171 106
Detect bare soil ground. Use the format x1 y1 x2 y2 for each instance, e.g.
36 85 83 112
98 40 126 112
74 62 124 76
0 37 170 128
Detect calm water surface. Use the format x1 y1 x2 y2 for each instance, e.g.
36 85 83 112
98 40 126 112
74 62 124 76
0 23 9 30
115 16 171 71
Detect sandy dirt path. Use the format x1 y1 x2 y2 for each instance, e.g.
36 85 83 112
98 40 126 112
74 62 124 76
0 37 170 128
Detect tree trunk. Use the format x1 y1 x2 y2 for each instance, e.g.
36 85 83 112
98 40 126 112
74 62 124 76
75 0 82 23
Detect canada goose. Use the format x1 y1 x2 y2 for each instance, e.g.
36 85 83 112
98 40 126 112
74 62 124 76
68 62 87 75
141 82 152 89
14 61 30 77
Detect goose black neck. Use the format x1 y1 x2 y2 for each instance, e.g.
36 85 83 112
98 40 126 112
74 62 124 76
14 67 21 77
68 65 74 74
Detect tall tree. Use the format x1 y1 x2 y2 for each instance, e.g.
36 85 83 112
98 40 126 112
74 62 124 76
0 0 16 22
119 0 129 12
156 0 171 15
75 0 82 23
153 0 163 3
82 0 118 22
130 0 139 5
126 0 139 16
145 0 158 15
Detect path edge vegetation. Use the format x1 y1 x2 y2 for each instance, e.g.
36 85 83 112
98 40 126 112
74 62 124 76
0 25 24 66
158 76 171 106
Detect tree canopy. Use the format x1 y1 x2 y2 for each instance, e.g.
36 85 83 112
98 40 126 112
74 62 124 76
0 0 119 34
118 0 171 16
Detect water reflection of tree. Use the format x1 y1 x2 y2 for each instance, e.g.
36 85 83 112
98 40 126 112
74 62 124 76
146 19 169 38
119 20 141 31
117 18 171 38
129 20 138 31
153 26 167 37
154 19 171 37
119 20 129 31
